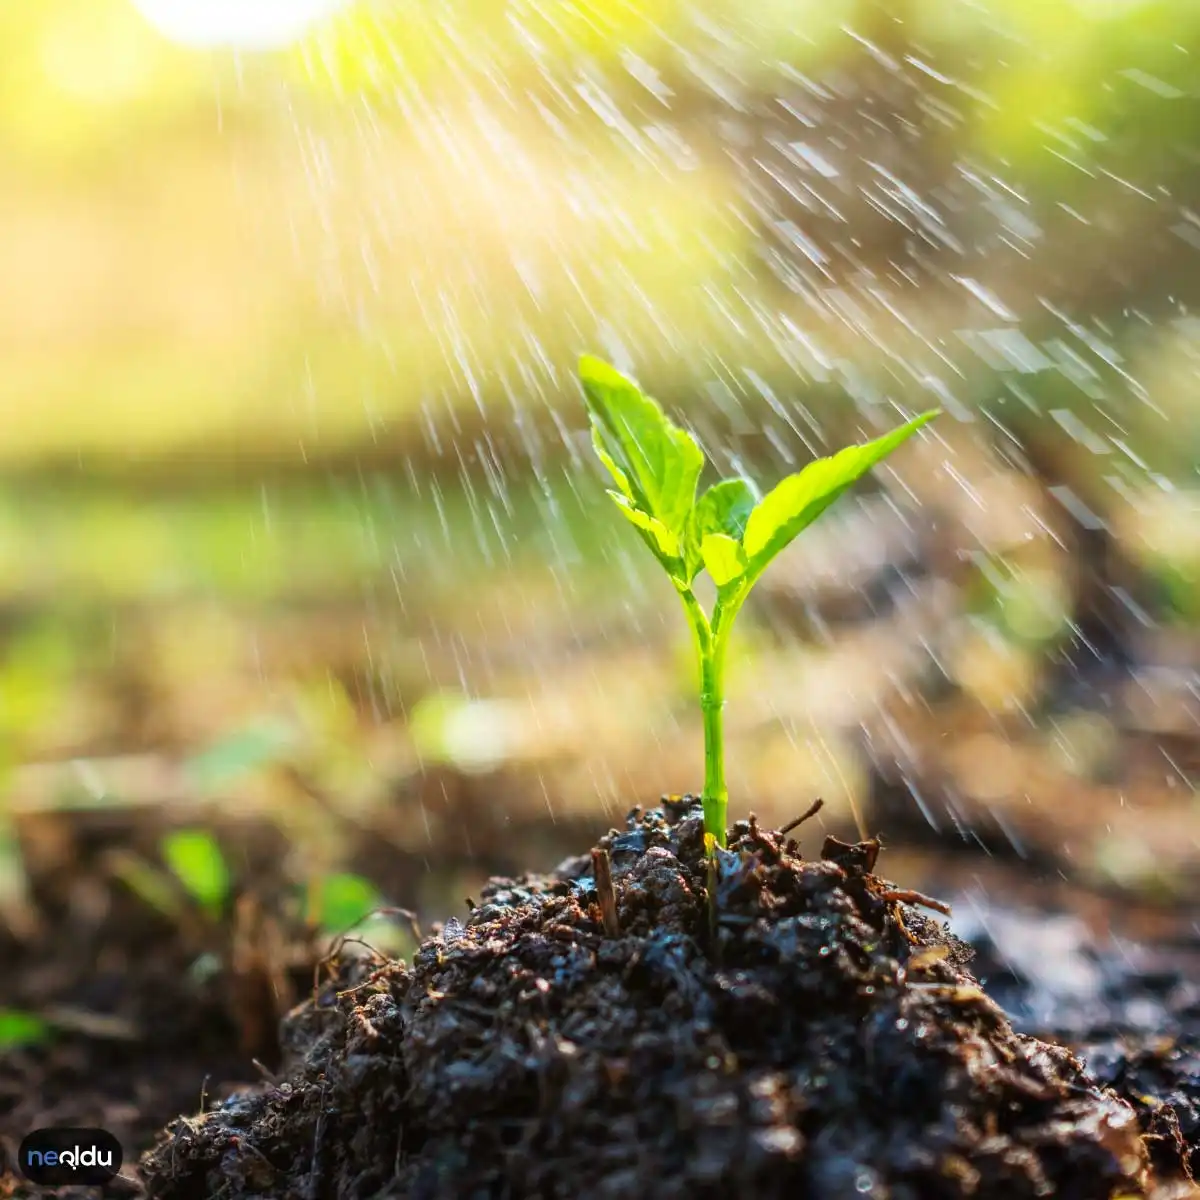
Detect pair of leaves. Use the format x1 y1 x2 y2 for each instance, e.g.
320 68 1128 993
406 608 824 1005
581 354 937 596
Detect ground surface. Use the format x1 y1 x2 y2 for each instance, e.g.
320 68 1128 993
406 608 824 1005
0 809 320 1198
1 795 1197 1199
135 802 1173 1200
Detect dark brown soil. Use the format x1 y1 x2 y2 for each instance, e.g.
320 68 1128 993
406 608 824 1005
0 947 257 1200
944 877 1200 1188
141 802 1154 1200
0 808 321 1198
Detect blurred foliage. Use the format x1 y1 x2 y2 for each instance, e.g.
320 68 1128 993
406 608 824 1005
184 723 299 793
0 0 1198 897
964 555 1073 651
0 1009 51 1051
108 850 192 921
311 871 385 930
0 0 1194 460
160 829 231 917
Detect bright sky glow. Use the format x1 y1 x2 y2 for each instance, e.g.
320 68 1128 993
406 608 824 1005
128 0 349 49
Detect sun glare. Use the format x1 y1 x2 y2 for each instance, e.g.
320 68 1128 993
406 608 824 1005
128 0 349 49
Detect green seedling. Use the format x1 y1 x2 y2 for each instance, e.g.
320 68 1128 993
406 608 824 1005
161 829 231 919
310 871 386 932
184 720 297 792
0 1007 51 1051
307 871 414 957
110 829 231 924
580 355 937 849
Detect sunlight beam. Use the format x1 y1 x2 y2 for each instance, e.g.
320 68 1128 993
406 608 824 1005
128 0 350 49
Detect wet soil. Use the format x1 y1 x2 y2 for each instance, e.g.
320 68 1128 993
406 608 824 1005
141 802 1157 1200
0 808 321 1198
2 798 1196 1198
933 865 1200 1189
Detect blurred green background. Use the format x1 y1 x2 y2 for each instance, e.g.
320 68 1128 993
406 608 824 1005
2 0 1199 918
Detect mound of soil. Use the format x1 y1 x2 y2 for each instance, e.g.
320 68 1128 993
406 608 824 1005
142 802 1150 1200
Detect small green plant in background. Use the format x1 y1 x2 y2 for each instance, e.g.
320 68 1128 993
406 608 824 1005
110 828 232 924
581 355 937 848
309 871 385 932
161 829 232 920
0 1007 51 1051
308 871 413 956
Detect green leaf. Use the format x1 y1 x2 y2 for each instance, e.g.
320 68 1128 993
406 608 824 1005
686 477 756 579
590 421 633 500
701 533 746 587
314 872 385 931
184 720 296 792
608 492 680 561
581 355 703 537
0 1008 51 1050
743 411 938 571
161 829 230 917
109 851 185 919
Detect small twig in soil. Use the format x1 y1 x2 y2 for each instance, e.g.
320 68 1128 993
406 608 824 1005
100 1169 144 1196
745 814 783 857
779 798 825 836
252 1058 281 1085
314 935 384 997
878 887 953 917
311 904 421 999
822 835 881 874
377 906 423 943
591 848 621 938
40 1005 139 1041
332 953 396 1001
230 1135 277 1177
305 1080 329 1200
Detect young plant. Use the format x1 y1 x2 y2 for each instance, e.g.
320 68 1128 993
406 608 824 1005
0 1007 51 1051
580 355 937 849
